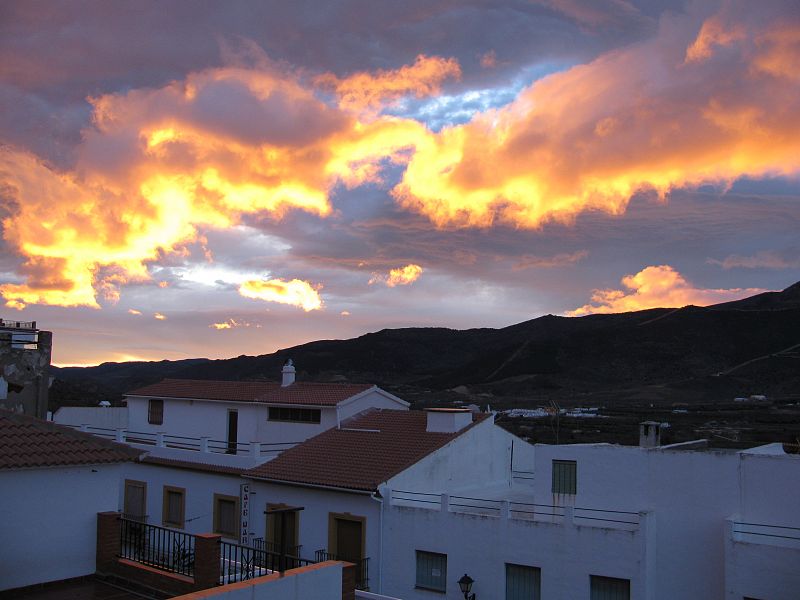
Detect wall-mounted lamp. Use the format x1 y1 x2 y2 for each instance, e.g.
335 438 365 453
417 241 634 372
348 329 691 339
458 573 476 600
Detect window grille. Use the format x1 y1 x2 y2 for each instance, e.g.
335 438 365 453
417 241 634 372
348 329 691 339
506 563 541 600
148 399 164 425
415 550 447 592
552 459 577 495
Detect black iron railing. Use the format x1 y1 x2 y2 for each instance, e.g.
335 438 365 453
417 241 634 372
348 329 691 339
119 517 195 577
220 540 315 584
251 537 303 557
315 550 369 590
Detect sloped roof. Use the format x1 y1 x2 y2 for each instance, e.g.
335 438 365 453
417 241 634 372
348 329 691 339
126 379 375 406
244 409 490 492
0 410 142 470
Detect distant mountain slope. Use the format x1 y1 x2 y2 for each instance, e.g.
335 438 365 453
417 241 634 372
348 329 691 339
51 281 800 406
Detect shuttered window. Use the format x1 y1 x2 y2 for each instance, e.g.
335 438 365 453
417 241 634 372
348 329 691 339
415 550 447 592
162 486 185 528
148 399 164 425
268 407 321 423
124 480 147 521
506 563 541 600
590 576 630 600
214 494 239 539
552 459 577 495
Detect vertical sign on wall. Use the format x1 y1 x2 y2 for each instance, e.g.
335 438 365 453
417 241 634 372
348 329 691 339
240 483 250 546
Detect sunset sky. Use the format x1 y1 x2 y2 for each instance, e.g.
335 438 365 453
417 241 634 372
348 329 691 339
1 0 799 366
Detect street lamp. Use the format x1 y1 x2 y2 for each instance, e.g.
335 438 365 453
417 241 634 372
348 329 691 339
458 573 476 600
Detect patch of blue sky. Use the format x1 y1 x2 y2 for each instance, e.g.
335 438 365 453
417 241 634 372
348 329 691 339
388 61 573 131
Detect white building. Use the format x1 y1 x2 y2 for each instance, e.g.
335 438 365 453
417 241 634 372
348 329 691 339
0 410 140 591
13 368 800 599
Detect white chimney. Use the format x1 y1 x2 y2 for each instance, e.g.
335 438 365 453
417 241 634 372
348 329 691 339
639 421 662 448
425 408 472 433
281 359 296 387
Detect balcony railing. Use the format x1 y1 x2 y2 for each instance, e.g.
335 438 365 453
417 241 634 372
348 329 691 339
389 489 642 530
71 424 299 461
252 536 302 557
119 517 195 577
315 550 369 590
220 540 315 584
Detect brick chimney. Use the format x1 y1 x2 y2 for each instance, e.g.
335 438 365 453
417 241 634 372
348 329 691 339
281 359 296 387
425 408 472 433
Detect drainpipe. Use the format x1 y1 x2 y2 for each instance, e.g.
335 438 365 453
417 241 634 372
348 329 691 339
336 405 341 429
370 488 384 593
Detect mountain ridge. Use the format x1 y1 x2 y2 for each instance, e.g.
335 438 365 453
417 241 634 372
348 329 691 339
51 281 800 408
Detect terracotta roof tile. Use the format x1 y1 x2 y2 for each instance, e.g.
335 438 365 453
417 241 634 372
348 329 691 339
244 409 490 492
0 410 142 470
127 379 374 406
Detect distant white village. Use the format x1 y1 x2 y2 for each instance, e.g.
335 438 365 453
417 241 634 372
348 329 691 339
1 322 799 600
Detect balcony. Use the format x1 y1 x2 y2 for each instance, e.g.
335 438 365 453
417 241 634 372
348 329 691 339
389 489 643 531
69 424 299 468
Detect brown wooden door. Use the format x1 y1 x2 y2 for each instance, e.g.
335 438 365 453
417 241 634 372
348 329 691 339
335 518 362 562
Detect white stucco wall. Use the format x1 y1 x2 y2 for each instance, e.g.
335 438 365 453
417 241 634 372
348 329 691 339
247 481 381 570
386 418 527 494
724 519 800 600
53 406 128 429
381 501 651 600
337 389 409 422
122 462 245 537
126 396 339 447
0 463 126 591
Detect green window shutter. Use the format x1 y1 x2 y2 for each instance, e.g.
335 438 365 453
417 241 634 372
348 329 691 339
506 563 541 600
552 460 577 495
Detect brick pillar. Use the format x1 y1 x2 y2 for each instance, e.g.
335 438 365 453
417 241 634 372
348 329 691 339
96 511 121 575
341 562 356 600
193 533 221 590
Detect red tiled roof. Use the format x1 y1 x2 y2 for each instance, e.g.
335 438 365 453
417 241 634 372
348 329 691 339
0 410 142 470
139 455 248 475
126 379 375 406
244 409 490 492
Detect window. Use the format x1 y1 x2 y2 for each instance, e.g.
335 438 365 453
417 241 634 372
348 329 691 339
590 576 630 600
268 407 321 423
148 399 164 425
552 459 577 495
506 563 541 600
415 550 447 593
214 494 240 539
162 486 185 528
124 480 147 521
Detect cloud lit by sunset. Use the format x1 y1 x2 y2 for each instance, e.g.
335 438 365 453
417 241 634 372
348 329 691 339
567 265 768 316
369 264 424 287
1 0 798 365
238 278 323 311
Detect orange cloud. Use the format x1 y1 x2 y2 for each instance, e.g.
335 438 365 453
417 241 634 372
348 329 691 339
685 15 745 63
239 278 323 311
318 54 461 112
0 62 430 309
369 264 423 287
127 308 142 315
392 11 800 228
154 312 167 320
567 265 768 316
